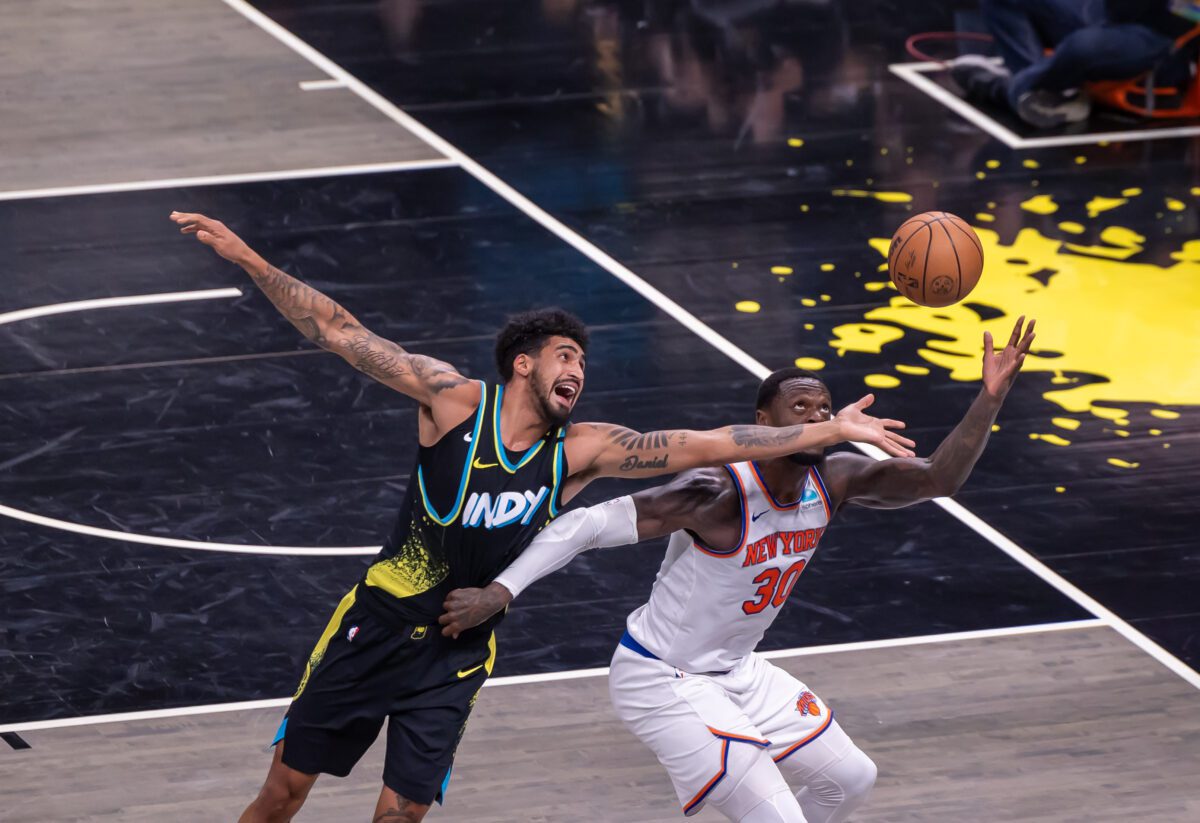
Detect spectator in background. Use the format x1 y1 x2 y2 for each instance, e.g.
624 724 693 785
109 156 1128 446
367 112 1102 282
951 0 1194 128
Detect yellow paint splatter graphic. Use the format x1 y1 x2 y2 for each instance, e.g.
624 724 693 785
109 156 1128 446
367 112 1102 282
820 263 835 272
735 300 761 313
896 364 930 376
1123 188 1143 197
801 298 817 307
1064 227 1144 261
788 138 805 147
1023 159 1040 169
1166 198 1186 212
1107 458 1140 469
772 266 793 275
976 213 996 223
1085 196 1127 218
1021 194 1059 214
1052 417 1081 431
1030 433 1071 447
840 227 1200 423
830 323 904 355
865 374 900 389
1058 222 1085 234
864 282 891 292
832 189 914 204
1055 486 1066 493
795 357 825 370
986 160 1000 169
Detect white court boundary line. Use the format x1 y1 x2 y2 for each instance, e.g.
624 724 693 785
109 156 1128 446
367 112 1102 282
0 289 379 556
0 158 456 203
0 620 1104 734
889 60 1200 149
221 0 1200 692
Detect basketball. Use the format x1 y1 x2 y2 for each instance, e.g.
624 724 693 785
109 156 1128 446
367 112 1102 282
887 211 984 307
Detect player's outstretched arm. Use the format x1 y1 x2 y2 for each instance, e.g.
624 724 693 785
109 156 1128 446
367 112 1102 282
169 212 478 416
438 470 731 637
828 316 1036 510
567 395 914 482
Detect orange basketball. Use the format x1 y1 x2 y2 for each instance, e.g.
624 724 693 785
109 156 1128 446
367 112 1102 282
886 211 984 307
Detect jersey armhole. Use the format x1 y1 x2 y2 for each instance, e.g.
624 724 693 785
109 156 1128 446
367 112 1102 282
549 425 569 518
417 380 488 525
808 465 833 519
691 465 746 557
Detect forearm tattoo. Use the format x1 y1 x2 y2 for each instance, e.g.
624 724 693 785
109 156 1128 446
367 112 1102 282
249 264 467 393
248 264 353 348
728 424 803 448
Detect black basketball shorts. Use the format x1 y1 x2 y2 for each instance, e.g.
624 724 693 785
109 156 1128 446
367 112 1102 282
272 585 494 805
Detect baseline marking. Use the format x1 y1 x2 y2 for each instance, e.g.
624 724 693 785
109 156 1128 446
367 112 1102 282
221 0 1200 690
0 159 456 203
889 61 1200 149
0 619 1103 734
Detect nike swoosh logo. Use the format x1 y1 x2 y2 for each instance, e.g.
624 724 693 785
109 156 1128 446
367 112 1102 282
457 663 485 679
751 510 769 522
472 458 498 470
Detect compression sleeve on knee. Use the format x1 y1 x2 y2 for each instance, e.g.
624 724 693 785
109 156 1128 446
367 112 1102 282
493 496 639 598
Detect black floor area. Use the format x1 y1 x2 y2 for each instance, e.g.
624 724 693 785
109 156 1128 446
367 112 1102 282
2 0 1196 724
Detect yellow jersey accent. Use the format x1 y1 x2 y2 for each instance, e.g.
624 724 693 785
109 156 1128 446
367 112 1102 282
458 633 498 678
457 663 484 679
410 626 427 640
293 586 358 700
472 458 499 470
365 524 448 599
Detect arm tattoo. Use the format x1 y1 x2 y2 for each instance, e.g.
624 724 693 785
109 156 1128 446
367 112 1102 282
729 424 802 448
606 427 678 452
247 264 468 393
343 333 409 380
247 264 357 348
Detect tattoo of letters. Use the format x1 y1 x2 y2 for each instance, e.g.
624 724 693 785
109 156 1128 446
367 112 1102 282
729 424 802 448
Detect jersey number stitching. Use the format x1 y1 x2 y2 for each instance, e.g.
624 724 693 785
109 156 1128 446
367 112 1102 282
741 559 808 615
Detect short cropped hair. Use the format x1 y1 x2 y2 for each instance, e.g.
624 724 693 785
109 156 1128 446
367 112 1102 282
756 367 825 410
494 308 589 381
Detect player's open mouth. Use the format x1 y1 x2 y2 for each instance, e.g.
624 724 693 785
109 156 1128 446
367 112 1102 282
553 382 579 404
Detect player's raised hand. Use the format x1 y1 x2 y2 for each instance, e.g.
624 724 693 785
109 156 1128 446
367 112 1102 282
170 212 255 265
440 583 513 639
982 315 1035 400
834 395 916 458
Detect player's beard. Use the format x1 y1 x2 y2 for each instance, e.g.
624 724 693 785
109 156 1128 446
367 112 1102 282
531 367 573 426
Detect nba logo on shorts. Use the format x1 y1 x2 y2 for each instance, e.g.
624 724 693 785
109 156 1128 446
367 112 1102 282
347 625 360 642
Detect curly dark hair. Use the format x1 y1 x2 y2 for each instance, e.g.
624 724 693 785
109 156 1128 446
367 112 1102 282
494 307 589 381
756 367 825 410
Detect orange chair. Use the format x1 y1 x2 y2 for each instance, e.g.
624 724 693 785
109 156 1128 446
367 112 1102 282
1087 26 1200 118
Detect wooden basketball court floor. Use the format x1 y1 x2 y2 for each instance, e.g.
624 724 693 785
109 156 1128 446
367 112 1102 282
2 1 1198 820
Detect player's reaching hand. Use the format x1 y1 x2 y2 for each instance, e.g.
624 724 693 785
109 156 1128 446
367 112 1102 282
982 315 1036 400
833 395 916 457
440 585 511 638
170 212 257 266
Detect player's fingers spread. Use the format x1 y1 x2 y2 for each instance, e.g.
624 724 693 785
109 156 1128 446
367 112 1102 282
983 330 994 356
1008 316 1023 347
882 418 906 430
888 430 917 449
849 393 874 411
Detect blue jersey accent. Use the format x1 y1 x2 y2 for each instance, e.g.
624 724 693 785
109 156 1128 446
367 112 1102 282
493 384 545 472
417 380 487 526
620 629 660 661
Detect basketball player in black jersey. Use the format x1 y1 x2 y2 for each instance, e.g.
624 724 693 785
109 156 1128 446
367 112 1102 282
170 212 915 823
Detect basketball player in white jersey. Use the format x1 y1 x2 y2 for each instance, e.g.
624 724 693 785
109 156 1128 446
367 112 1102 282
440 317 1036 822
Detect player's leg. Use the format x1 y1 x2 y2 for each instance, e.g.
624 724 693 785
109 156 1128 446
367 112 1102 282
378 629 497 818
244 586 392 820
740 655 875 823
776 721 876 823
238 742 319 823
608 644 807 821
371 785 431 823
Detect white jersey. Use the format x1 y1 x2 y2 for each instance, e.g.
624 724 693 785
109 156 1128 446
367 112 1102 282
626 460 832 673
